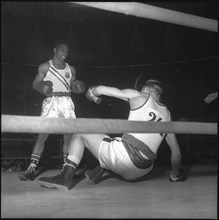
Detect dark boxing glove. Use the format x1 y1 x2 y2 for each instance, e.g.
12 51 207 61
86 86 102 104
71 79 86 94
36 81 53 97
169 168 187 182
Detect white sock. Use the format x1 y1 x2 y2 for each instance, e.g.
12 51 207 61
67 155 80 166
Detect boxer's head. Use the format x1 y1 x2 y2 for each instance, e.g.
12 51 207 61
141 79 163 100
53 40 69 61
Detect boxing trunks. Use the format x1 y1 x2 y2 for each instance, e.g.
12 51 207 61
98 134 156 180
121 133 157 169
41 94 76 119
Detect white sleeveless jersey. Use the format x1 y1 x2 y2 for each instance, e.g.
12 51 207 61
128 95 171 153
43 60 72 93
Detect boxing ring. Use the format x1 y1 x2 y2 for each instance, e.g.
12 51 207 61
1 157 217 218
1 2 218 219
1 114 217 218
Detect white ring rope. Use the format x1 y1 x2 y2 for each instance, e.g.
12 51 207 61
1 115 217 135
73 2 218 32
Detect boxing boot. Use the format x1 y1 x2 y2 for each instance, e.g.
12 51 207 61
169 168 187 182
85 165 106 184
19 160 44 181
38 164 75 190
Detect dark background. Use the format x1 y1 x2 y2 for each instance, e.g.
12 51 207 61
1 2 218 168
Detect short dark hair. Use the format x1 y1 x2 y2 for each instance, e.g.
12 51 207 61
54 39 69 49
143 79 163 96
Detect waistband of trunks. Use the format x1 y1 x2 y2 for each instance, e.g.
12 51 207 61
103 137 121 143
51 92 71 97
102 136 151 169
103 137 113 142
122 139 153 169
121 133 157 162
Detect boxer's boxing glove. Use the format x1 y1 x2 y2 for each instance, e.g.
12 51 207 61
71 79 86 94
86 86 102 104
36 81 53 97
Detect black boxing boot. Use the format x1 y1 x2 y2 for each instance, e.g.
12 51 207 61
169 168 187 182
19 156 42 181
85 165 106 184
38 159 77 190
19 163 37 181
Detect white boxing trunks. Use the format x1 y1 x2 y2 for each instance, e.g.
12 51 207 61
98 137 153 180
41 96 76 118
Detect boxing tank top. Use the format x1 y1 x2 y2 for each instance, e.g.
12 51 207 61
128 95 171 153
43 60 72 93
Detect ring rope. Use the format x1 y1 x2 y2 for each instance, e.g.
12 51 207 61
1 115 217 135
73 2 218 32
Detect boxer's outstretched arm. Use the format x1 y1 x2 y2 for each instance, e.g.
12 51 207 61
93 85 142 101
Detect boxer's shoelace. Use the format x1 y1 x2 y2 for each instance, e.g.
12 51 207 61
25 163 37 173
58 162 67 175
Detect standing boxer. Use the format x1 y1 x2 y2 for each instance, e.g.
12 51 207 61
19 40 86 181
38 79 186 190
